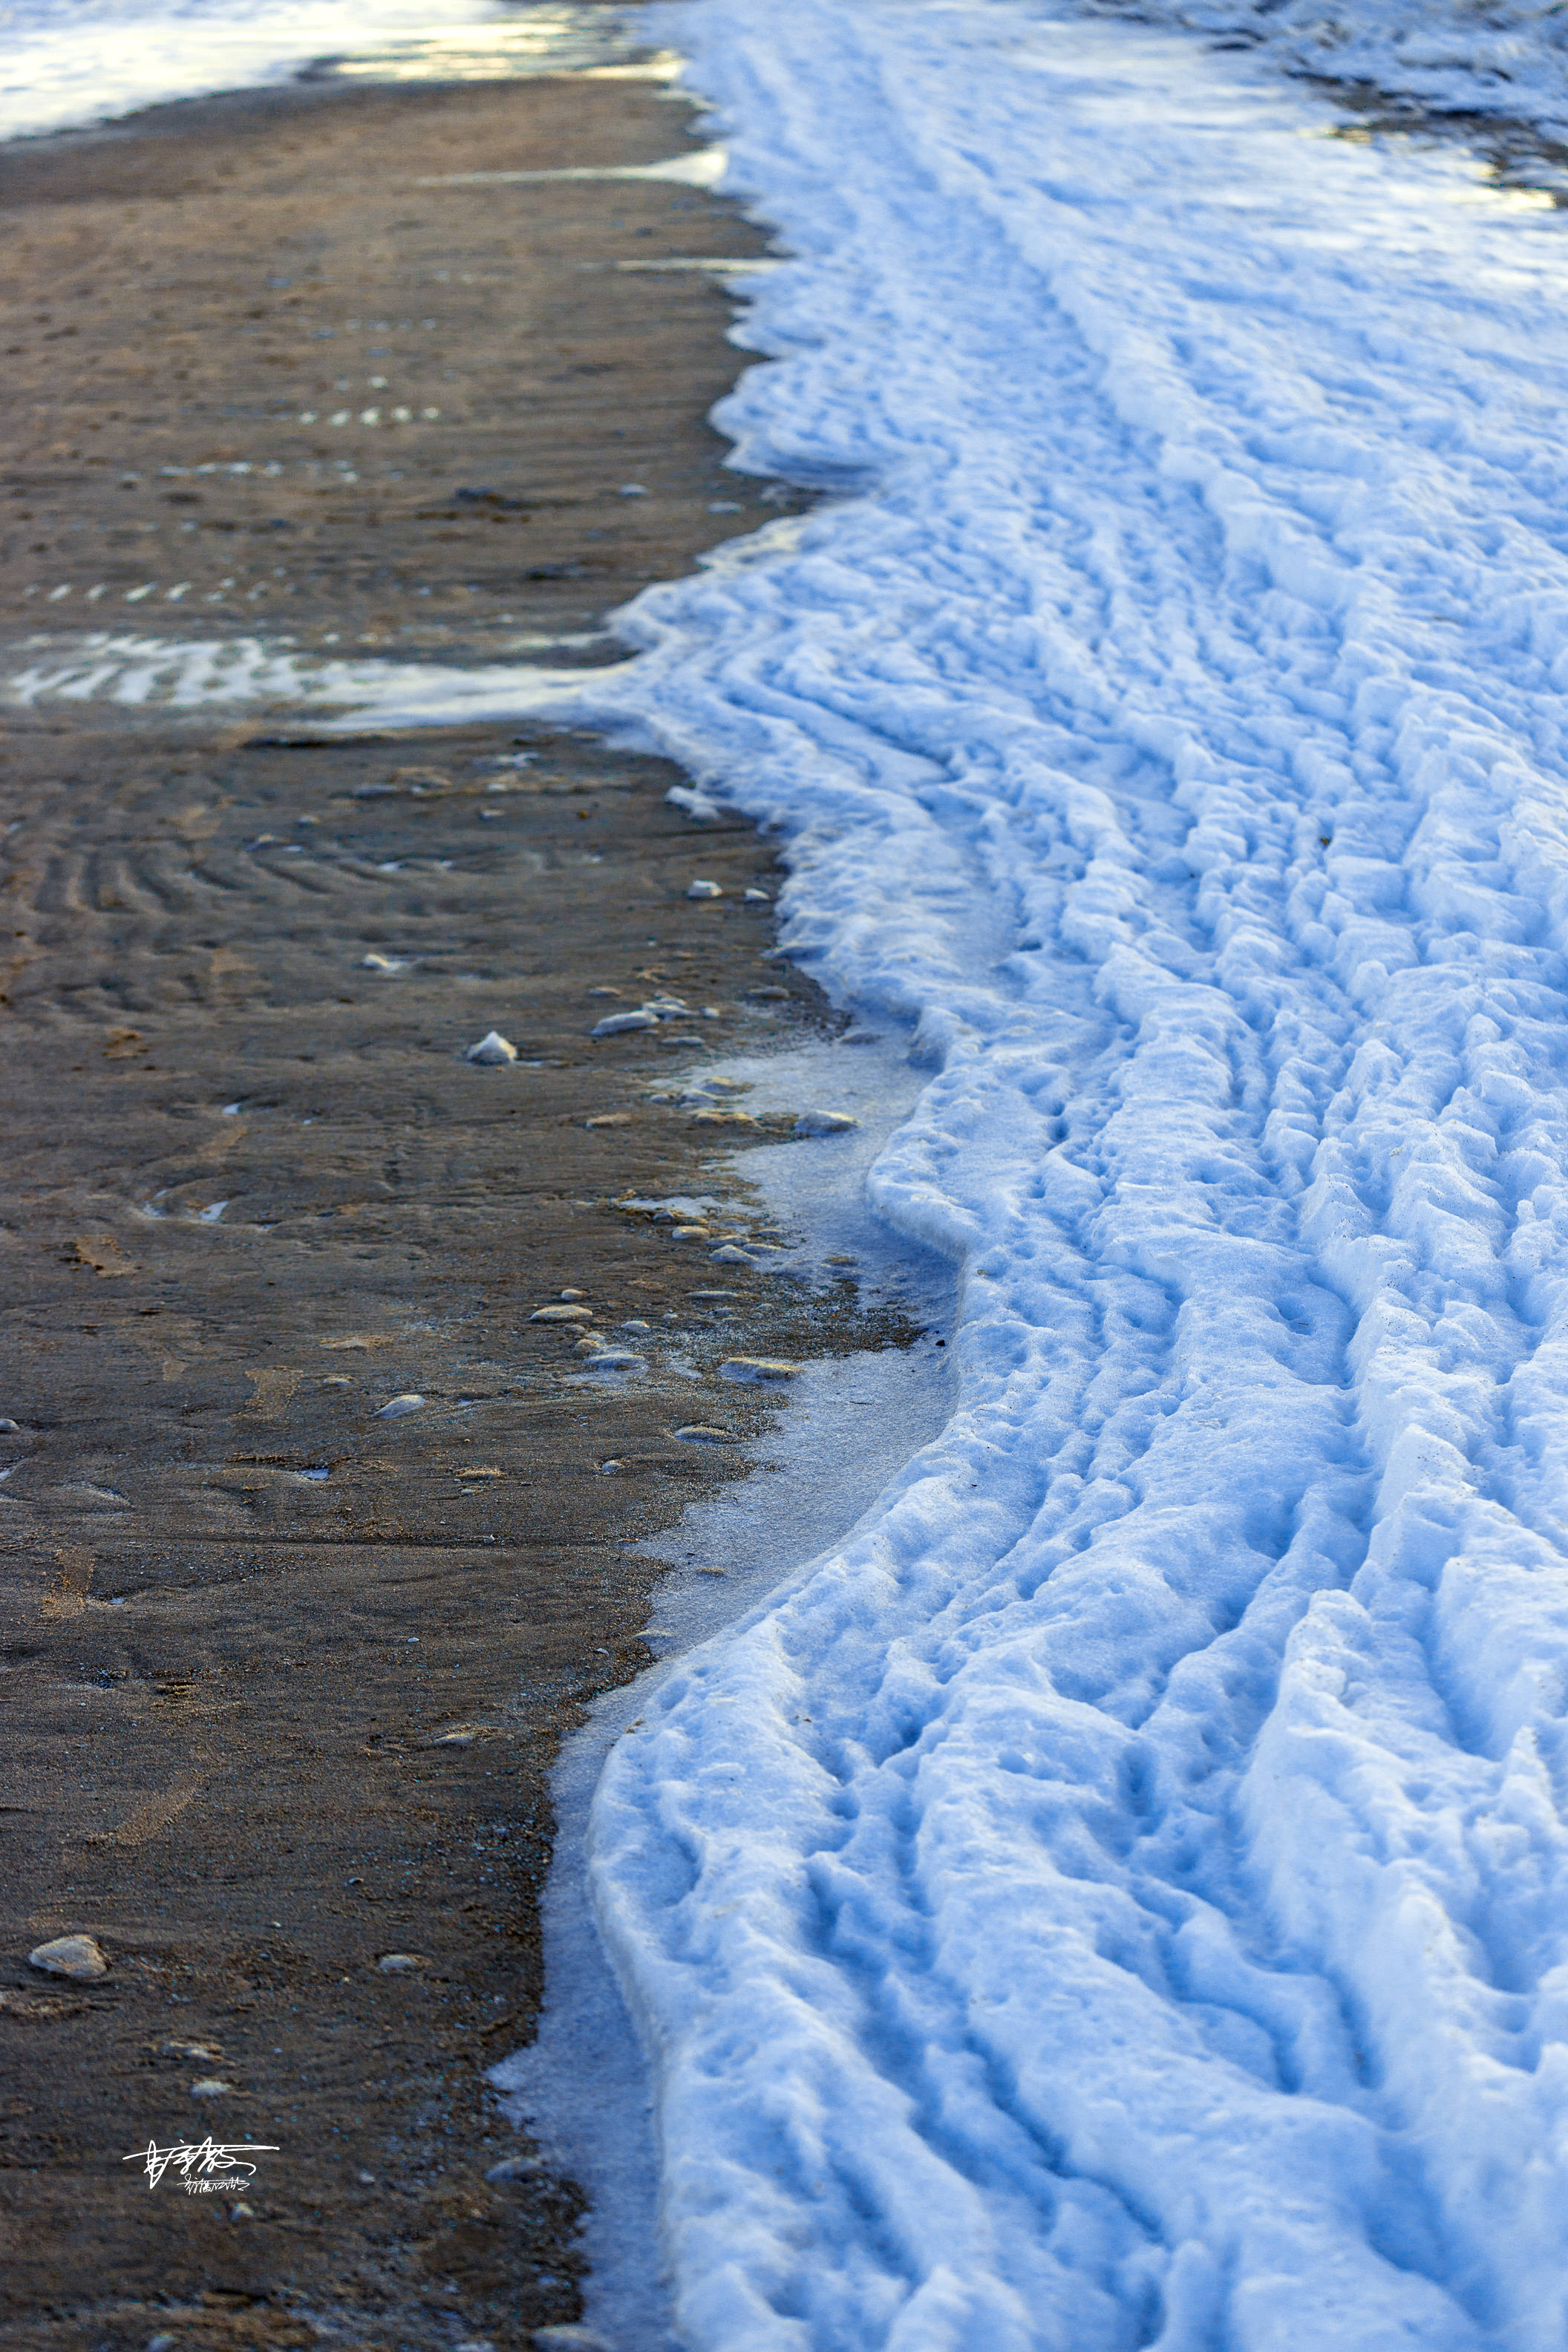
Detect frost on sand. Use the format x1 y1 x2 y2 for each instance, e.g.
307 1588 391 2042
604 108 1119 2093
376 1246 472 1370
543 3 1568 2346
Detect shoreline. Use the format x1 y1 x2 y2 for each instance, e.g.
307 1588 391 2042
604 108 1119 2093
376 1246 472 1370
0 45 919 2352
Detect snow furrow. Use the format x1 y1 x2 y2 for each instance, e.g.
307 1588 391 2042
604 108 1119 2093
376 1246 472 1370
562 5 1568 2343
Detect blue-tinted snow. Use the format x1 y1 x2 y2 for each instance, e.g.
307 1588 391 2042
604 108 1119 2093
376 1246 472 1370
568 7 1568 2347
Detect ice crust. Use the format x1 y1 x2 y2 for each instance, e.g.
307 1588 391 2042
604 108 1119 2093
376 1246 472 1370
556 7 1568 2347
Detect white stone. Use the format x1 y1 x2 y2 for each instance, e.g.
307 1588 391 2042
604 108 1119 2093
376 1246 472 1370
793 1108 859 1136
466 1030 517 1065
709 1244 757 1267
591 1009 659 1037
27 1934 107 1981
531 1304 593 1324
672 1425 742 1444
686 878 722 898
377 1394 425 1418
719 1358 798 1383
189 2077 232 2097
377 1953 425 1973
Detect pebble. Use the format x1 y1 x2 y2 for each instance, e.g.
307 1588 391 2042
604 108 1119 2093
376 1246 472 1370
163 2039 223 2061
672 1425 742 1444
573 1333 608 1355
486 2154 546 2183
147 2336 179 2351
466 1030 518 1065
377 1953 425 1974
189 2078 232 2098
719 1358 798 1383
690 1108 760 1128
794 1109 859 1136
581 1348 644 1371
709 1244 757 1267
559 1289 587 1300
321 1373 352 1388
377 1394 426 1418
598 1460 624 1474
592 1008 659 1037
362 953 408 973
27 1934 108 1981
585 1112 633 1128
531 1304 593 1324
743 887 771 903
673 1225 711 1242
0 1418 19 1434
686 878 722 898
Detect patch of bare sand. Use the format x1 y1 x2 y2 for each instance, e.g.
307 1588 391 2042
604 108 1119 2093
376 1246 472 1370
0 59 908 2352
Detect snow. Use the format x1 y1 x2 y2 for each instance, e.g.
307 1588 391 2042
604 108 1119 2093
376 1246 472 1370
0 0 646 145
16 0 1568 2339
552 6 1568 2345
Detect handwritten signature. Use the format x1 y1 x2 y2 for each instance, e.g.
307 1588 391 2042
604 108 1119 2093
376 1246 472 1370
122 2137 279 2191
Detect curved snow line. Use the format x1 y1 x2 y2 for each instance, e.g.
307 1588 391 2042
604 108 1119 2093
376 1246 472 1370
550 6 1568 2348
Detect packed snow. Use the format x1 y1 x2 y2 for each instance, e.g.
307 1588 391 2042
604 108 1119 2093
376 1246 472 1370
558 4 1568 2346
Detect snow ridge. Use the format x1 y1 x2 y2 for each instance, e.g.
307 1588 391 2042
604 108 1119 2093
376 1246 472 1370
564 7 1568 2346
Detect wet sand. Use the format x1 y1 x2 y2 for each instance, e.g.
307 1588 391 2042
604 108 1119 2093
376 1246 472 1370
0 56 900 2352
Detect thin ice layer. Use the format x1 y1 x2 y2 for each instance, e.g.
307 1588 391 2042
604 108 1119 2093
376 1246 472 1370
561 7 1568 2348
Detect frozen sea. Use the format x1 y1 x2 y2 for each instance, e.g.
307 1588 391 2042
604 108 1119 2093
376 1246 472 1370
13 0 1568 2345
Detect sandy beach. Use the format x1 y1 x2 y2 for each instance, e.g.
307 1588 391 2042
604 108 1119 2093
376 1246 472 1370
0 48 902 2352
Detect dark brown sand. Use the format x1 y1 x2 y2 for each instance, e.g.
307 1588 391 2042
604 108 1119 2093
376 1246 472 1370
0 58 901 2352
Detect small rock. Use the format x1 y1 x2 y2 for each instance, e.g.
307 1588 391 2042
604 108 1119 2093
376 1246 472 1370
377 1953 425 1974
686 878 722 899
362 953 408 973
672 1225 711 1242
531 1304 593 1324
694 1561 729 1576
321 1373 352 1388
486 2154 546 2182
559 1289 587 1300
709 1244 757 1267
189 2078 232 2097
377 1394 425 1418
794 1109 859 1137
27 1935 107 1982
584 1112 633 1128
690 1108 760 1128
644 994 691 1019
746 985 790 1002
163 2039 223 2061
719 1358 797 1383
573 1333 608 1355
743 888 771 903
466 1030 518 1065
592 1009 659 1037
0 1418 20 1433
672 1425 742 1445
581 1348 644 1371
598 1459 624 1474
231 2201 255 2218
147 2336 179 2351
